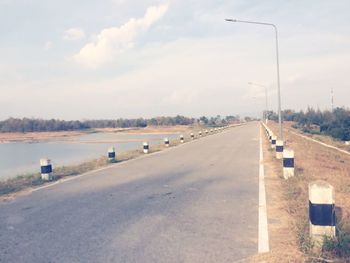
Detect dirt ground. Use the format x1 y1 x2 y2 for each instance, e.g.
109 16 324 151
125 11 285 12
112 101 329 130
263 121 350 262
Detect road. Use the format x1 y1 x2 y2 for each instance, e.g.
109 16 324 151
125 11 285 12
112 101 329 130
0 122 260 263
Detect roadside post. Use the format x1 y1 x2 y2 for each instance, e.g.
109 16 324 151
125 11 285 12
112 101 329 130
271 135 277 149
108 147 116 162
283 149 294 179
191 133 194 140
180 135 184 143
143 142 149 154
40 158 53 181
164 138 169 147
309 181 336 246
275 140 284 159
199 131 202 137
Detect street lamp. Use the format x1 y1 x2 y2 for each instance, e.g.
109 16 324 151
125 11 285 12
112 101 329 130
248 82 268 124
225 18 283 139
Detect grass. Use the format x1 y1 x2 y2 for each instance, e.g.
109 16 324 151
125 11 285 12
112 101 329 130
266 121 350 261
0 126 223 197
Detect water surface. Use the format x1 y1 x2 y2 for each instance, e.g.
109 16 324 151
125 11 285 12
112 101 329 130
0 132 180 180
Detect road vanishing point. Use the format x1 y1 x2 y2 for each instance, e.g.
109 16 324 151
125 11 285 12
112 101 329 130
0 122 262 263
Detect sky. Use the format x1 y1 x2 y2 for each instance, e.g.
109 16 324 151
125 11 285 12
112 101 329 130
0 0 349 120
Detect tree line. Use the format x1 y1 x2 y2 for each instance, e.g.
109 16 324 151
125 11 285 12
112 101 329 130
0 115 240 133
267 107 350 141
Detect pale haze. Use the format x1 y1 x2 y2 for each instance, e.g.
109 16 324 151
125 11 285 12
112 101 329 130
0 0 349 120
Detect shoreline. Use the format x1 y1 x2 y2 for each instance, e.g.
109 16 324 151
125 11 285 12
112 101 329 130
0 124 218 199
0 125 193 143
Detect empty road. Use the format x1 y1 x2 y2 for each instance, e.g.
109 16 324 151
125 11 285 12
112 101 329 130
0 123 260 263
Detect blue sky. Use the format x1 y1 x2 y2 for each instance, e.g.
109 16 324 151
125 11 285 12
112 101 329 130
0 0 349 119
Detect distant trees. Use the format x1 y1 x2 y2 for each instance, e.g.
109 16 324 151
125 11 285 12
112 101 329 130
268 107 350 141
0 114 241 133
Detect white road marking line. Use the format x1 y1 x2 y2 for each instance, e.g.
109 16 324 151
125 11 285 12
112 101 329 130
290 130 350 156
259 126 269 253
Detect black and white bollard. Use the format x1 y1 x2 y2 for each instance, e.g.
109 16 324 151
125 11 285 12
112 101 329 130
275 140 284 159
205 130 209 135
191 133 194 140
164 138 169 147
180 135 184 143
283 149 294 179
108 147 116 162
143 142 149 154
271 135 277 149
40 158 53 181
309 181 336 246
199 131 202 137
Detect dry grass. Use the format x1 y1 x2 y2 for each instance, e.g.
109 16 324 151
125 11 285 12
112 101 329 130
286 121 350 153
266 121 350 262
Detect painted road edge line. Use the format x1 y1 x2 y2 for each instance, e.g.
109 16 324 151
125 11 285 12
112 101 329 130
259 126 270 253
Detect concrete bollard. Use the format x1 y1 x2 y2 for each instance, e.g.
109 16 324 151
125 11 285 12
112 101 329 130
283 149 294 179
199 131 202 137
143 142 149 154
271 135 277 149
164 138 169 147
191 133 194 140
205 130 209 135
309 181 336 246
108 147 116 162
40 158 53 181
180 135 184 143
275 140 284 159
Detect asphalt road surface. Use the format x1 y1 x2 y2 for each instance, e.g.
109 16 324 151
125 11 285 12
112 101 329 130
0 122 260 263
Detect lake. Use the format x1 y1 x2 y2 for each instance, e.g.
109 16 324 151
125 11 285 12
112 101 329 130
0 132 180 180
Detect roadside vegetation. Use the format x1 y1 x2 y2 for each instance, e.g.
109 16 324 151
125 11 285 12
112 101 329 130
0 115 240 133
267 107 350 141
266 121 350 262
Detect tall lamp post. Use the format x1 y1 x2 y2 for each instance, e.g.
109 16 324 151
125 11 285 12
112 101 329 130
225 18 283 139
248 82 268 124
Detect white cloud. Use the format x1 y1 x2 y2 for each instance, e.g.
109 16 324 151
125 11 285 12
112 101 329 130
73 4 169 68
44 41 53 51
63 28 85 41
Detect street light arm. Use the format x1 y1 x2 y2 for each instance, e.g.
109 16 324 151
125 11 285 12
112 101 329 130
248 82 267 88
225 18 283 139
225 18 277 29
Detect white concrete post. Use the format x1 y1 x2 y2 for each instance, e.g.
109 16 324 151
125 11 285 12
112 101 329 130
199 131 202 137
180 135 184 143
40 158 53 181
271 136 277 149
275 140 284 159
164 138 169 147
205 130 209 135
143 142 149 154
309 181 336 246
283 149 294 179
108 147 116 162
190 133 194 140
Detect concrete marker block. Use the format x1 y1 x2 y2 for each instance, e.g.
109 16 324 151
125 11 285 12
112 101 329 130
108 146 116 162
143 142 149 154
309 181 336 247
40 158 53 181
283 149 294 179
275 140 284 159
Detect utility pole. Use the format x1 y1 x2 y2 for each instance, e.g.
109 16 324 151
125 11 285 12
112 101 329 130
331 88 334 112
